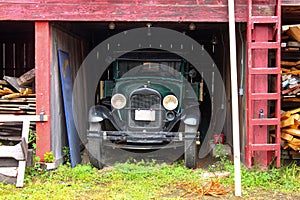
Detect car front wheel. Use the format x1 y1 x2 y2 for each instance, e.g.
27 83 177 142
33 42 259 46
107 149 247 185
87 122 104 169
184 124 199 169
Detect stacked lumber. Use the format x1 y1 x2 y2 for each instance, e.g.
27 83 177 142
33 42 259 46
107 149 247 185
281 69 300 100
0 69 36 115
281 26 300 101
281 107 300 152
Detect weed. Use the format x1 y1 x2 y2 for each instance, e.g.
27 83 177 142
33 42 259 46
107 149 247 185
28 129 37 150
209 144 232 172
43 151 55 163
62 146 70 164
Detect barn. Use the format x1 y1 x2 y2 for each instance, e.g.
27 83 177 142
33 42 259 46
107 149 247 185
1 0 300 173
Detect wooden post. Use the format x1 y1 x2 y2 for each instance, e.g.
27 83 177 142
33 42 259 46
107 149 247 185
228 0 242 196
35 22 51 161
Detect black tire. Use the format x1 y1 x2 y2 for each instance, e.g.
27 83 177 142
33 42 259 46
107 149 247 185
88 122 104 169
184 124 198 169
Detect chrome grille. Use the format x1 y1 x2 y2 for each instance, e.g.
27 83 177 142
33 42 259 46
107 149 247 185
129 90 162 129
131 94 160 109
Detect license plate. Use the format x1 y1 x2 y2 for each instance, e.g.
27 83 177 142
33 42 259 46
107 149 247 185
135 110 155 121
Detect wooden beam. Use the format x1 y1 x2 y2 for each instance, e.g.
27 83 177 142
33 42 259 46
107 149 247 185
16 120 30 188
0 2 275 22
17 68 35 86
0 115 48 122
282 0 300 6
35 22 51 161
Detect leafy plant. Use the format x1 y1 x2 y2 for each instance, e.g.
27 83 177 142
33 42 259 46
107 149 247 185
43 151 55 163
62 146 70 164
209 144 232 172
28 129 37 150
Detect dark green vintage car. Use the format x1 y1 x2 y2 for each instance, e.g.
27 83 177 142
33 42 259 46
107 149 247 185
87 50 202 168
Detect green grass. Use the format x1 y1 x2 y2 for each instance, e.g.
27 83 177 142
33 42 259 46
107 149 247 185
0 159 300 199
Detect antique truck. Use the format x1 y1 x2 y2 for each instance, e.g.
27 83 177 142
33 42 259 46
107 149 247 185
87 50 202 168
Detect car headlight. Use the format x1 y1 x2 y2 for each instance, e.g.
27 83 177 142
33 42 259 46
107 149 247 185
163 95 178 111
111 93 126 109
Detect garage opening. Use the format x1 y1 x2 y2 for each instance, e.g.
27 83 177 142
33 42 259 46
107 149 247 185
0 21 236 167
0 21 35 168
52 22 233 167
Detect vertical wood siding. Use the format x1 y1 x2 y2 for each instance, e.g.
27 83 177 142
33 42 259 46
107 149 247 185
50 25 86 162
0 35 34 78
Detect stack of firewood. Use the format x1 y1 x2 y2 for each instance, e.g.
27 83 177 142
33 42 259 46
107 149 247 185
0 69 36 115
281 107 300 151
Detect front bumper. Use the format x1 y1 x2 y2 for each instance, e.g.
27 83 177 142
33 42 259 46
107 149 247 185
87 130 200 150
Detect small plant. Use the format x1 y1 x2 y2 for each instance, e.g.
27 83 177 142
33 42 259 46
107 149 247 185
63 146 71 164
44 151 55 163
28 129 37 150
209 144 232 172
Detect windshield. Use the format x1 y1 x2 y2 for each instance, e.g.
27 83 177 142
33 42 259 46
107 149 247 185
117 61 183 79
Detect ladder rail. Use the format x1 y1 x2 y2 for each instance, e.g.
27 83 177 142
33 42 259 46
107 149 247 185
246 0 281 168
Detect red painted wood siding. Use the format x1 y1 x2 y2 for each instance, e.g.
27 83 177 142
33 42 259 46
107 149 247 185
0 0 278 22
35 22 51 161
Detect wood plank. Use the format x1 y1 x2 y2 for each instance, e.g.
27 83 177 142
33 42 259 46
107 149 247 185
282 84 300 95
290 107 300 115
0 98 36 103
0 115 48 122
0 141 27 161
17 68 35 86
3 76 23 92
288 143 300 151
0 167 17 177
0 80 8 85
281 132 294 141
0 104 31 108
0 110 35 115
281 111 291 120
283 0 300 6
290 137 300 145
0 159 18 167
282 128 300 137
0 135 21 141
281 116 295 128
0 107 21 111
16 161 26 187
16 120 30 188
283 98 300 102
1 93 22 99
0 126 22 131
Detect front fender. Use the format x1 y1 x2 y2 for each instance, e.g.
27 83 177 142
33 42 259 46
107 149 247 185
89 105 111 122
89 105 122 130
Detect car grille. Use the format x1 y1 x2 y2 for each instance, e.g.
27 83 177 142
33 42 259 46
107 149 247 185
131 94 160 109
129 90 162 129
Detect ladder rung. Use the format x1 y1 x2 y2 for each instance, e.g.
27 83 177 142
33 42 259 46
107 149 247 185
249 144 280 151
250 118 279 126
250 93 280 100
250 16 279 25
250 42 280 49
249 68 280 75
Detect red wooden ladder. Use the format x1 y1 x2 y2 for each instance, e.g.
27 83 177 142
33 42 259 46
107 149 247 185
245 0 281 168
